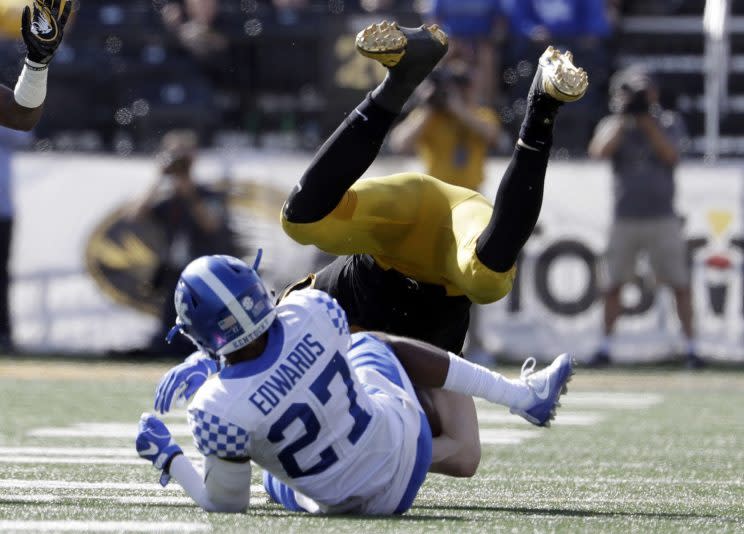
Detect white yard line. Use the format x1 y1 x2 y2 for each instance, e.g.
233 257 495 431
0 521 210 532
0 479 182 492
477 411 603 426
27 423 192 439
485 475 743 486
0 456 193 465
0 479 265 493
478 428 541 445
558 392 663 409
0 447 146 456
476 392 663 411
0 493 269 506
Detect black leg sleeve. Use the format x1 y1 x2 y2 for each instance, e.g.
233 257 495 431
475 146 550 272
283 96 398 224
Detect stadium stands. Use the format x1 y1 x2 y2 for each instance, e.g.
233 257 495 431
0 0 734 156
616 0 744 156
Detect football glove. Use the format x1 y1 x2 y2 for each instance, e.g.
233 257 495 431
136 413 183 486
154 352 220 414
21 0 72 65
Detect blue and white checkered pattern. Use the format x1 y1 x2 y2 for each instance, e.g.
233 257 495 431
313 292 349 337
188 408 250 458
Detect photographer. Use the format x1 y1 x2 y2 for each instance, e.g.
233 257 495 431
588 67 702 368
389 61 501 192
130 130 237 355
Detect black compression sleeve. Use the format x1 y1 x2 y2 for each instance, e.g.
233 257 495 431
474 145 550 272
283 96 398 224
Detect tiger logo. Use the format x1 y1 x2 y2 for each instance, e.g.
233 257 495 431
30 1 57 41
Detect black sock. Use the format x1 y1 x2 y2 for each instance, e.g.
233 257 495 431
371 72 419 114
475 146 550 271
518 69 563 150
283 96 398 223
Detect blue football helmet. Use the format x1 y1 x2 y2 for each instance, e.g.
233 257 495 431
166 252 277 357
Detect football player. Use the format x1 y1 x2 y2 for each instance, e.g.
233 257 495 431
149 21 587 480
278 22 586 475
0 0 71 131
137 254 573 514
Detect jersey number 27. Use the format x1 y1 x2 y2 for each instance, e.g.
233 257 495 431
267 352 373 479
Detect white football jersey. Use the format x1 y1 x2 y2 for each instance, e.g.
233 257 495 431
188 288 430 514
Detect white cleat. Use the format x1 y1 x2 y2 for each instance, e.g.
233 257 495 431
510 353 575 427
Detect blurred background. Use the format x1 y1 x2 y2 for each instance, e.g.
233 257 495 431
0 0 742 366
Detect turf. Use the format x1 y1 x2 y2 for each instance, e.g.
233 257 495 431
0 359 742 533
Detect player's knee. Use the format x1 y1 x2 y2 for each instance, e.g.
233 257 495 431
460 271 515 305
281 210 318 245
457 252 517 305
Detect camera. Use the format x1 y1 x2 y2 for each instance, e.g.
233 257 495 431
620 84 650 114
610 67 654 115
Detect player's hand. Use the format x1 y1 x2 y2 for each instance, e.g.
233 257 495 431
136 413 183 486
154 352 220 414
21 0 72 65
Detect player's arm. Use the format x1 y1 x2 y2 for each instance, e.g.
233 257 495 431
0 86 42 131
2 0 71 131
168 454 252 513
369 331 450 387
136 413 252 513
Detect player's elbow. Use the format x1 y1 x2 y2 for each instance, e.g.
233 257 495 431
446 451 480 478
202 456 253 513
4 115 35 132
12 121 34 132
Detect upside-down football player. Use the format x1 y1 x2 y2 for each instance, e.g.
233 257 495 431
278 21 587 476
144 20 587 488
0 0 71 131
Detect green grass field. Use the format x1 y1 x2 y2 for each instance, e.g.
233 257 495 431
0 358 742 533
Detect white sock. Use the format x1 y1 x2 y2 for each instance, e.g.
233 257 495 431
442 352 531 409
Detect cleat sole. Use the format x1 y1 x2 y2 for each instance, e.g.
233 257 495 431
355 21 448 68
539 46 588 102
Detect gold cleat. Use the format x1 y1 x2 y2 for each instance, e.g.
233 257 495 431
538 46 589 103
355 21 448 69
